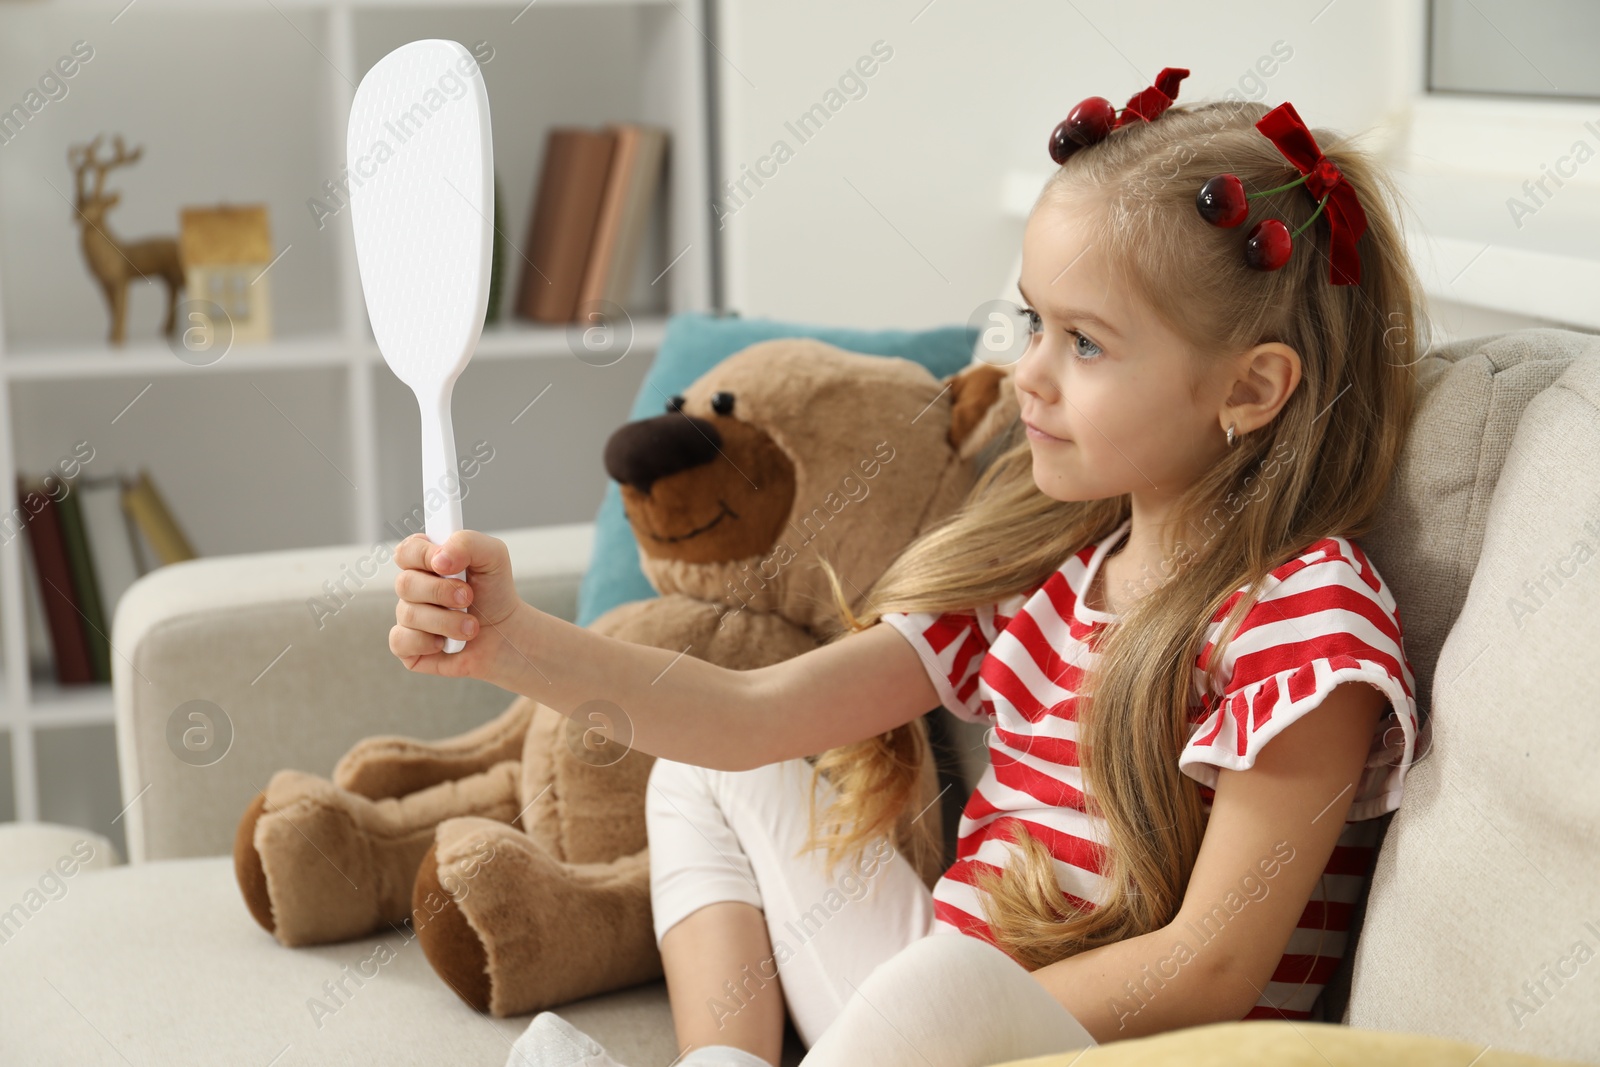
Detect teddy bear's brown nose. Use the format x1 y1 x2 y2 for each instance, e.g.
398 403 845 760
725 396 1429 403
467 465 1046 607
603 413 723 494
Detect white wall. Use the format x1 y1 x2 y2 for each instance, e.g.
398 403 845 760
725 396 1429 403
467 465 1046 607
711 0 1415 328
710 0 1593 343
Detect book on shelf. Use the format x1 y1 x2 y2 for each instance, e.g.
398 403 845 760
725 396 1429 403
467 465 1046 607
16 467 195 687
55 481 112 683
514 122 669 326
81 476 145 657
122 468 197 567
19 474 95 686
577 123 669 314
20 524 53 677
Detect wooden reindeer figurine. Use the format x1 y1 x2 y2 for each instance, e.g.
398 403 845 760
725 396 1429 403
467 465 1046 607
69 134 185 346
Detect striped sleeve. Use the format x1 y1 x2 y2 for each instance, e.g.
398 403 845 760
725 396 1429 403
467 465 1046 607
1178 545 1426 822
879 607 999 723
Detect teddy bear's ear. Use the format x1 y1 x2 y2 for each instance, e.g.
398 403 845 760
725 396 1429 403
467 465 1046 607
945 361 1018 461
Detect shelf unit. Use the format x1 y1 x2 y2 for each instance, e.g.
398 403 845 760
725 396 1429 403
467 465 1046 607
0 0 718 841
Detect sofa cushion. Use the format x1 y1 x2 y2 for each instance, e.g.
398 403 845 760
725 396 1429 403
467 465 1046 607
575 310 980 626
988 1019 1591 1066
1348 333 1600 1060
1363 328 1594 731
0 857 807 1066
0 823 120 876
1310 328 1597 1027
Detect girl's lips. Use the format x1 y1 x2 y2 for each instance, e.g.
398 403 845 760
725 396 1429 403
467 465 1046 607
1024 419 1069 443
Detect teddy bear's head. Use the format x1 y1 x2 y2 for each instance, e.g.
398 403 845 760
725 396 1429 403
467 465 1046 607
603 337 1016 637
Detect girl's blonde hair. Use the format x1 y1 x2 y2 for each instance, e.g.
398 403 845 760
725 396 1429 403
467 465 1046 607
800 98 1426 972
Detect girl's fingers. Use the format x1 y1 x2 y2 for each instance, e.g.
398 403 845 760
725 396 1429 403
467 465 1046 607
393 533 433 571
395 566 470 607
396 599 479 641
393 529 506 578
390 624 446 658
390 531 512 677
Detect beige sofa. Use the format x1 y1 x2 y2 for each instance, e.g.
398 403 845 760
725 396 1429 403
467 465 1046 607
1 327 1596 1066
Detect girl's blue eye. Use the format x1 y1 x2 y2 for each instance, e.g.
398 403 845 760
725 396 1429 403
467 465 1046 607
1019 305 1103 362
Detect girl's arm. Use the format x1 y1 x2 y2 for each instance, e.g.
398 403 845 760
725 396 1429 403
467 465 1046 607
388 529 941 772
1028 679 1387 1038
495 602 940 771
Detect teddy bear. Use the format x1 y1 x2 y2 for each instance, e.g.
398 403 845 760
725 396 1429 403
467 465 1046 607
233 336 1018 1018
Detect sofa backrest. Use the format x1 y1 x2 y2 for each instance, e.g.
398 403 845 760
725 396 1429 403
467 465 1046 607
1342 327 1600 1060
1362 328 1592 728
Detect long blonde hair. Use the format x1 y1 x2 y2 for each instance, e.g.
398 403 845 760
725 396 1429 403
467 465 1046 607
801 98 1425 972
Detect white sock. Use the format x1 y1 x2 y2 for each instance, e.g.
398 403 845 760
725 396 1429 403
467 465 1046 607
505 1012 630 1067
680 1045 774 1067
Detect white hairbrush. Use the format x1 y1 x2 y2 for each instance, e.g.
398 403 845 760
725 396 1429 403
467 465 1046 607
348 40 493 653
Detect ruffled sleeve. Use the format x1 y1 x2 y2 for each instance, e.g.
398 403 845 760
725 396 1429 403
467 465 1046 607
1178 545 1428 822
880 606 1002 723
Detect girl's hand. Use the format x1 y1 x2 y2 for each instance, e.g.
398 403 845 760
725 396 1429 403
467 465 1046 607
390 530 524 679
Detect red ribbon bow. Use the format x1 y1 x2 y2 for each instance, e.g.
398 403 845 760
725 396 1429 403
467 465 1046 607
1113 67 1189 128
1254 101 1368 285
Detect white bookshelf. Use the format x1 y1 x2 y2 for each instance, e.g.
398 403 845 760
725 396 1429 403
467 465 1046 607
0 0 717 837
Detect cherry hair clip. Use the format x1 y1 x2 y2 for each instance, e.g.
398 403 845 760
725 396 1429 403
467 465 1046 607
1047 66 1190 165
1047 72 1369 284
1195 101 1369 283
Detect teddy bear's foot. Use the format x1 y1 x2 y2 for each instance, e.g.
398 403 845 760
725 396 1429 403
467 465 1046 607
235 761 522 947
413 817 663 1018
334 696 536 800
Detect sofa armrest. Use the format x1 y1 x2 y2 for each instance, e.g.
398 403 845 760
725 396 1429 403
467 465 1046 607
111 522 594 863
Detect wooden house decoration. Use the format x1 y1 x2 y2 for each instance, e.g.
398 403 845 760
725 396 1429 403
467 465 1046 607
178 204 274 344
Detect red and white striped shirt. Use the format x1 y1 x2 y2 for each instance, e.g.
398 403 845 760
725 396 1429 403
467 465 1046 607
881 515 1426 1021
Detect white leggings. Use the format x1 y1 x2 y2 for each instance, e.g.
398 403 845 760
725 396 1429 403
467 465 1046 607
645 756 1098 1065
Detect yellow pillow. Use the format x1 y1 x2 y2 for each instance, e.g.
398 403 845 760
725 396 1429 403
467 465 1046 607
991 1019 1586 1067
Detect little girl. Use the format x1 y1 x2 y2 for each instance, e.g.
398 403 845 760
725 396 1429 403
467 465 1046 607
390 74 1429 1067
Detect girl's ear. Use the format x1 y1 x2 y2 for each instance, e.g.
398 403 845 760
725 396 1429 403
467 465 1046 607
945 362 1019 460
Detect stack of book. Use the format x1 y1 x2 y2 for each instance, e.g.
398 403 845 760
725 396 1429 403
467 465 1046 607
514 122 669 324
15 469 195 686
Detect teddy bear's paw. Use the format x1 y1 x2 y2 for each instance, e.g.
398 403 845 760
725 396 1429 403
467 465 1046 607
233 770 418 948
411 837 493 1012
235 760 528 949
233 790 276 934
233 771 390 947
412 818 662 1018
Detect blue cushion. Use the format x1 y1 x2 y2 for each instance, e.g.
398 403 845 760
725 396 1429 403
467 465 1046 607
575 311 981 626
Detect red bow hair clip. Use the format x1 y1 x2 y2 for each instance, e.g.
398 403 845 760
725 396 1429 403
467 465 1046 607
1194 100 1369 284
1048 67 1189 165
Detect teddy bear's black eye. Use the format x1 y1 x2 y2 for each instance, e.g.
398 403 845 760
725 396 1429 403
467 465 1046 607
710 391 735 416
665 394 686 414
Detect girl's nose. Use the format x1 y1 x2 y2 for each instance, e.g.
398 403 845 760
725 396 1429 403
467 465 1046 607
1011 334 1055 406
